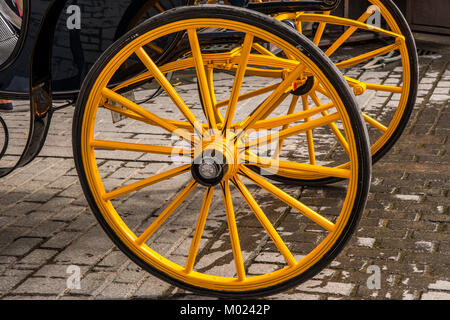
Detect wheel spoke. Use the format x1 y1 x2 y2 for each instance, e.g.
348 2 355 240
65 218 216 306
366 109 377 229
135 180 197 246
154 2 165 13
247 53 300 70
324 9 376 57
232 176 297 267
103 103 197 132
312 77 390 145
237 63 305 138
243 152 351 180
103 164 191 201
221 180 246 281
187 29 218 130
145 42 164 55
215 83 281 109
91 139 190 156
206 67 224 125
273 94 299 159
114 51 298 94
294 19 302 33
240 166 335 232
248 100 335 130
135 47 204 135
363 113 388 133
298 12 404 57
310 92 350 155
229 65 283 78
364 82 403 94
113 57 197 92
252 42 276 57
302 95 317 165
102 88 195 143
103 103 155 125
335 42 401 69
244 112 341 149
312 10 331 45
260 92 291 121
184 187 214 274
326 76 403 95
112 71 155 93
223 34 254 133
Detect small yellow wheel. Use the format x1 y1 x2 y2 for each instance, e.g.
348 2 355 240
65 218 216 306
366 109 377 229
73 5 371 297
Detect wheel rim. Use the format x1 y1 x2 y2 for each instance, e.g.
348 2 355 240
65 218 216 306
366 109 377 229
78 17 366 293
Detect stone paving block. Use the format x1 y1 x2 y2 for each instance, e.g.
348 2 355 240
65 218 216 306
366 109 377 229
271 292 321 300
0 227 29 248
50 206 86 222
26 221 67 238
65 213 97 232
36 197 75 213
17 249 58 265
58 184 84 199
132 276 174 298
0 256 17 273
97 250 130 269
34 264 89 279
0 276 21 294
11 211 55 228
54 226 113 265
97 282 133 299
47 176 78 190
1 238 43 257
421 291 450 300
3 295 57 300
0 201 39 217
313 269 336 280
23 190 61 203
248 263 280 275
41 231 81 250
295 280 355 296
65 271 112 297
0 193 29 207
13 277 68 295
253 252 286 264
427 280 450 291
113 266 144 284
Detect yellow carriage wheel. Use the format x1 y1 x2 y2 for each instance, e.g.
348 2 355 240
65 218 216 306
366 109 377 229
73 5 371 297
263 0 418 185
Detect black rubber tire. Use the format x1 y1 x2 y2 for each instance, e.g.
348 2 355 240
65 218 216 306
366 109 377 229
73 5 371 299
253 0 418 186
0 116 9 161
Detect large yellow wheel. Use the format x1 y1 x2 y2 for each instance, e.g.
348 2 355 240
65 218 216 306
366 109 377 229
264 0 418 184
73 5 371 297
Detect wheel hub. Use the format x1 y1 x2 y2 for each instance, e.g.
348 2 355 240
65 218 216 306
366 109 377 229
292 76 315 96
199 157 221 180
191 135 240 186
191 151 228 187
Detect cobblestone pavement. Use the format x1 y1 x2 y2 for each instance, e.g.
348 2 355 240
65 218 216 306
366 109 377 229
0 40 449 300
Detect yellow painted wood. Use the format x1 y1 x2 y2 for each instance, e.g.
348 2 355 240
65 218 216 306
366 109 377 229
185 187 214 274
232 176 297 267
136 180 198 246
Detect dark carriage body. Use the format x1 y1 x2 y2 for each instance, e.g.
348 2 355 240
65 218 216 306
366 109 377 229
0 0 193 177
0 0 193 100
